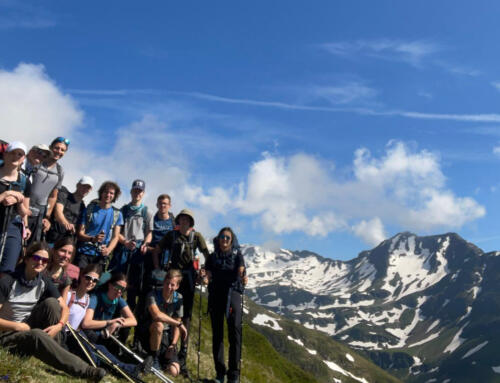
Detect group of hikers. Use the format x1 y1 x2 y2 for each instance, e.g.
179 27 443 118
0 138 248 383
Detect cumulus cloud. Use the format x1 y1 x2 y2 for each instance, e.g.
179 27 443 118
0 63 83 144
233 141 485 244
352 218 386 246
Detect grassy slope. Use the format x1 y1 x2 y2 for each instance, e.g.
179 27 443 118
0 292 316 383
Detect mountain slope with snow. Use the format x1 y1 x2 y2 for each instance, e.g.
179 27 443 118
243 232 500 382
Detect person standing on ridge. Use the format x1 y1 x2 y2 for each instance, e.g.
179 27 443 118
0 142 31 274
152 208 209 375
110 179 153 314
74 181 123 269
26 137 68 244
203 227 248 383
46 176 94 244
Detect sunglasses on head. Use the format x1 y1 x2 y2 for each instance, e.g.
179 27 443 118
53 137 70 146
31 254 49 264
112 283 126 293
219 235 231 241
84 275 99 284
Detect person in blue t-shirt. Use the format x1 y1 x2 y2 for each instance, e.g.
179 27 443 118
74 181 124 269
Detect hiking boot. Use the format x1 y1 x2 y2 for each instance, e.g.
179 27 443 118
214 372 226 383
83 366 107 382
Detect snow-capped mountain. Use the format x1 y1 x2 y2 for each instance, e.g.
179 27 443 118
243 232 500 382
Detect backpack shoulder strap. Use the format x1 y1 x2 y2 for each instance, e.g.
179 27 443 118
68 290 76 309
111 207 120 229
56 163 63 185
85 200 99 227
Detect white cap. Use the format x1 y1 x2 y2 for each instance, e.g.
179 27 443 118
6 141 27 155
31 144 51 153
78 176 94 187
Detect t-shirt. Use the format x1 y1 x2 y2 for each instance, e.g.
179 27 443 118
29 163 64 213
44 269 72 294
0 172 31 226
77 204 124 256
47 187 85 242
0 271 60 323
88 291 127 321
120 204 153 242
146 290 183 331
65 290 90 330
151 213 175 246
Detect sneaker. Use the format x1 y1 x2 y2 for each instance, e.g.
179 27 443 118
83 366 107 382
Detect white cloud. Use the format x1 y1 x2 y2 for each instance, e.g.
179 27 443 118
352 218 386 246
0 1 55 29
233 141 485 243
309 82 377 105
320 39 439 66
0 63 83 144
493 145 500 157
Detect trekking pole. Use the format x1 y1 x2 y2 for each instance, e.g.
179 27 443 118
67 325 142 383
107 333 174 383
197 283 202 382
65 323 96 367
0 205 13 265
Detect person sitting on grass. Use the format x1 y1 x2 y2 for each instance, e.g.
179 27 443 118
81 272 137 354
0 241 106 381
142 268 187 377
62 264 143 378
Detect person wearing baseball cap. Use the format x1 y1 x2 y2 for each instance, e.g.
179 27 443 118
0 141 31 273
46 176 95 244
23 144 52 177
109 179 153 317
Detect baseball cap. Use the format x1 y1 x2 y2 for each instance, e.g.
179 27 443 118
131 179 146 191
78 176 94 187
6 141 27 154
31 144 51 153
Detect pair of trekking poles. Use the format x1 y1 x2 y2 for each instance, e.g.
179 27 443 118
66 323 174 383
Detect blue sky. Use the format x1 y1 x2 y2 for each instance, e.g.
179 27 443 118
2 1 500 260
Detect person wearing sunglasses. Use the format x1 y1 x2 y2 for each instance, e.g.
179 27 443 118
81 272 137 352
203 227 248 383
22 144 52 177
26 137 69 245
0 141 32 275
62 265 144 378
0 241 106 381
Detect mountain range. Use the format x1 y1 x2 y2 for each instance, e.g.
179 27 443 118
242 232 500 382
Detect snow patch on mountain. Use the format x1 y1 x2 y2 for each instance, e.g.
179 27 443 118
426 319 440 333
252 314 282 330
462 341 488 359
323 360 369 383
346 353 355 362
444 323 468 353
492 366 500 373
408 332 440 347
287 335 304 346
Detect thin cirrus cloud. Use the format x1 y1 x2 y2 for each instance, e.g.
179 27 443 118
319 39 439 66
2 62 485 245
0 1 56 29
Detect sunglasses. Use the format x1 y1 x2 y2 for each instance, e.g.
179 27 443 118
219 235 231 241
53 137 70 146
35 149 49 158
31 254 50 264
84 275 99 284
112 283 126 293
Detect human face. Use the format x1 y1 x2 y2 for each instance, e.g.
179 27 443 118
4 149 25 167
26 250 50 274
130 188 144 203
50 142 67 161
163 277 180 295
218 230 232 252
27 149 47 166
107 280 127 300
82 272 100 292
54 244 73 267
101 186 116 204
178 215 191 230
76 183 92 198
156 198 171 214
